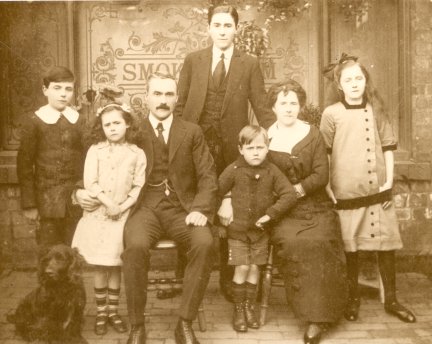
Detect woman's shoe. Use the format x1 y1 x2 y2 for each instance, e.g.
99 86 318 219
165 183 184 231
303 323 322 344
94 314 108 335
344 297 360 321
384 301 416 323
108 313 128 333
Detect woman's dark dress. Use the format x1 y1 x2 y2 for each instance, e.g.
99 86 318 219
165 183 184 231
269 125 347 323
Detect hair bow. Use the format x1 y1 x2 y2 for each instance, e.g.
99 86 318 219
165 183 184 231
323 53 358 81
96 102 131 117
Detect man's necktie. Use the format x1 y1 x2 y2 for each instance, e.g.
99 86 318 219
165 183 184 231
156 122 166 145
213 53 226 88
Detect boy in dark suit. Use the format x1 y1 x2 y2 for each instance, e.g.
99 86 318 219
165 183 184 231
174 4 275 300
17 66 85 249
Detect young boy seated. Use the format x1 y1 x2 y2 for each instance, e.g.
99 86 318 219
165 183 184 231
17 66 86 249
218 125 297 332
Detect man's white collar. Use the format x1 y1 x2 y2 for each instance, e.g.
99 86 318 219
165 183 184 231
212 45 234 60
35 104 79 124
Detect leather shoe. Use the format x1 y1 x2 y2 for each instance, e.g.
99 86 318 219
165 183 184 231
127 324 146 344
303 323 322 344
385 301 416 323
344 297 360 321
244 299 259 329
156 288 182 300
108 313 128 333
94 314 107 335
233 302 247 332
174 318 199 344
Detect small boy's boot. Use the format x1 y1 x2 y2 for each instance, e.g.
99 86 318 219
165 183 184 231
378 251 416 323
231 282 247 332
244 282 259 329
344 252 360 321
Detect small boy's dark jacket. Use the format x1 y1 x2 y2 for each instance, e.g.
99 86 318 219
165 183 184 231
17 113 86 218
218 156 297 242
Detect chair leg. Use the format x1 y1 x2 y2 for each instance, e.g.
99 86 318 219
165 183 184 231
197 304 207 332
260 245 274 326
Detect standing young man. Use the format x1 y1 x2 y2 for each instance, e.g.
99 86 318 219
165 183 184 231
174 5 275 299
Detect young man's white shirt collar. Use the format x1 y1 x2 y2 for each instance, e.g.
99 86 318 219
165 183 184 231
211 45 234 74
148 113 173 143
35 104 79 124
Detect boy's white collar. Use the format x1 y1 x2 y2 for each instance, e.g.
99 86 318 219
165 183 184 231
35 104 79 124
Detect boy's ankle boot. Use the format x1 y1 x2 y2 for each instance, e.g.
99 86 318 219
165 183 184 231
231 282 247 332
244 282 259 329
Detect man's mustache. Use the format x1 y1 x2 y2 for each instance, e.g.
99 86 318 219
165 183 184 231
156 104 170 110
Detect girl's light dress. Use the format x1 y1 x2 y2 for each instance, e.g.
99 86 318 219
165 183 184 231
72 141 146 266
320 99 403 252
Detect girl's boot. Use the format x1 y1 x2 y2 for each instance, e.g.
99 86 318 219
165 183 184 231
231 282 247 332
244 282 259 329
378 251 416 323
344 252 361 321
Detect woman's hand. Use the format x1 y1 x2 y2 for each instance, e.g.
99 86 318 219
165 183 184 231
293 183 306 198
325 183 337 204
218 198 234 226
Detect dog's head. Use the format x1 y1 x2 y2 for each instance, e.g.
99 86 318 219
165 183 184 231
38 245 86 285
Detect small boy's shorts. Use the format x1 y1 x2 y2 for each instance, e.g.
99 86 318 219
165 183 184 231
228 235 269 266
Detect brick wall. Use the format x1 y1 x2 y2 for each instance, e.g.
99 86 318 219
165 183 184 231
411 0 432 162
0 185 38 270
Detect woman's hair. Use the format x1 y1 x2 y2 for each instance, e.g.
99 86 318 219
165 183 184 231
208 5 239 27
86 103 141 146
266 79 307 109
238 125 269 147
333 60 388 122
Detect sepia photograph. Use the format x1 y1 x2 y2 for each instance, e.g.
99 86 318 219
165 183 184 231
0 1 432 343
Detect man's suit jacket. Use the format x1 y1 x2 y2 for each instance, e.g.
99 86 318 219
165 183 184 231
131 116 218 224
174 46 275 165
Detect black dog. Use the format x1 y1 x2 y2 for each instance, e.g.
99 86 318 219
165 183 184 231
8 244 88 343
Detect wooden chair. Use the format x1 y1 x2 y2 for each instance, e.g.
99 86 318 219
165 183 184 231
147 239 207 332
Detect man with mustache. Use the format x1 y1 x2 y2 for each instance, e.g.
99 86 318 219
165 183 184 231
174 4 275 301
76 72 218 344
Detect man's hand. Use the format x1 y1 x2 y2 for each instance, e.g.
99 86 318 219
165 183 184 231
185 211 208 227
217 198 234 226
255 215 270 230
75 189 101 211
23 208 39 221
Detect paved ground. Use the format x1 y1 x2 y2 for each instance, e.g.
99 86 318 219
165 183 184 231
1 269 432 344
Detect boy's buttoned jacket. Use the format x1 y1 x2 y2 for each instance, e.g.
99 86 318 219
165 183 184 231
17 112 86 218
218 157 297 242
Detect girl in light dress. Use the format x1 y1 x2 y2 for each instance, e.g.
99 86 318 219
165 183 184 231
320 54 416 323
72 103 146 335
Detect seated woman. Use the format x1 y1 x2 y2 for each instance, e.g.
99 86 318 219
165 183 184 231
219 79 348 344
